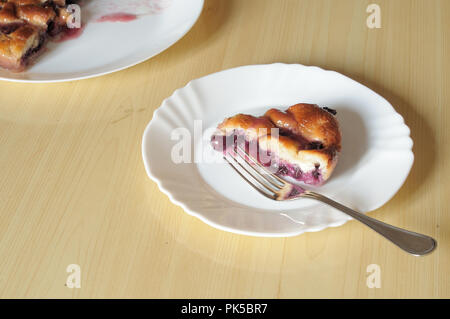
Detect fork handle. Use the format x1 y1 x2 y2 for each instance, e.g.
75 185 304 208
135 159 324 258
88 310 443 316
303 192 437 256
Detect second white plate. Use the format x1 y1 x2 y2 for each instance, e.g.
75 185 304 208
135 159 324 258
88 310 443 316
142 63 414 237
0 0 204 83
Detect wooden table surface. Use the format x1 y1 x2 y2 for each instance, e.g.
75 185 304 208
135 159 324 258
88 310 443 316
0 0 449 299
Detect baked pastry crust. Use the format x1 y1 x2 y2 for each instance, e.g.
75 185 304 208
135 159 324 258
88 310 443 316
212 103 342 185
265 103 341 149
0 2 24 33
7 0 51 6
0 24 43 71
16 4 56 29
0 0 72 72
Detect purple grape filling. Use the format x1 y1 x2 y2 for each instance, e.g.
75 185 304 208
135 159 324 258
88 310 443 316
211 131 324 186
273 160 323 185
20 34 46 65
277 165 289 176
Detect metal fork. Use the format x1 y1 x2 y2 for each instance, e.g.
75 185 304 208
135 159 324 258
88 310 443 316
224 145 437 256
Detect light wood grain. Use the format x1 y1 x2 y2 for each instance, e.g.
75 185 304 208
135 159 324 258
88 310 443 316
0 0 449 298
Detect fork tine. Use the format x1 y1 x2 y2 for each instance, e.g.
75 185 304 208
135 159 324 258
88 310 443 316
229 150 283 193
224 155 276 200
235 144 286 188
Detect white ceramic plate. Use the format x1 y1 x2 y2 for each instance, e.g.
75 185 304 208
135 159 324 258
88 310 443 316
142 64 414 237
0 0 204 83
